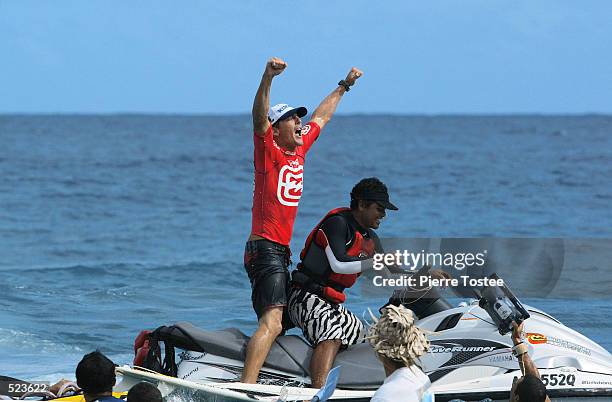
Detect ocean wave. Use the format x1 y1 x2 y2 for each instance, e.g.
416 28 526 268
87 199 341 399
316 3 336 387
0 328 84 354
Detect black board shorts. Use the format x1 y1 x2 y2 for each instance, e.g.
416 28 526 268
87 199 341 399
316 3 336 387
244 239 293 330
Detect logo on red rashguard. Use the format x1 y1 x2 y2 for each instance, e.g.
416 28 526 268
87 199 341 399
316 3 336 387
277 160 303 206
300 124 311 136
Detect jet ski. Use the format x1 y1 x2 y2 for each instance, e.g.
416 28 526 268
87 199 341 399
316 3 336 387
129 273 612 401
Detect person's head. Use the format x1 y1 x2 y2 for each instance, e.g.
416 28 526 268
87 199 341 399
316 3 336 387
268 103 307 151
350 177 398 229
367 305 429 371
75 350 116 396
512 374 548 402
127 381 162 402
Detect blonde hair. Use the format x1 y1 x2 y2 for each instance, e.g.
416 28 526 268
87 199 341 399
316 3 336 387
367 305 430 367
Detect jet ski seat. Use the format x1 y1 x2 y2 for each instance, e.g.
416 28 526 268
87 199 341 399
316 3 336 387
334 343 386 388
170 322 385 386
171 322 246 360
172 322 310 375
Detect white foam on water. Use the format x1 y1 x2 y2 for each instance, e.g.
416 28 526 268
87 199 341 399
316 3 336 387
0 328 84 354
0 328 134 381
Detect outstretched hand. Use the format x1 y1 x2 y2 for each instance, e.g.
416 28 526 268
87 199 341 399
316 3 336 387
49 379 79 396
344 67 363 86
512 320 525 345
429 268 452 281
265 57 287 77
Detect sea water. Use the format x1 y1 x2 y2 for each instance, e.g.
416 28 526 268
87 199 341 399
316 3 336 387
1 115 611 381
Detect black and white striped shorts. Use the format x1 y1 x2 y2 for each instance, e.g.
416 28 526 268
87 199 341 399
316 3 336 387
288 287 365 348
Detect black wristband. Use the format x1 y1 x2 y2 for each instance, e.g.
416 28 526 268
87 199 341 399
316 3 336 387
338 80 351 92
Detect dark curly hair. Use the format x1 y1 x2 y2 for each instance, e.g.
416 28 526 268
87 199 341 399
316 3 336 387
76 350 116 395
127 381 162 402
350 177 387 209
516 374 548 402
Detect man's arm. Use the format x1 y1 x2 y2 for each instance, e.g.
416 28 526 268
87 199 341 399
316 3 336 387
252 57 286 136
312 216 385 274
518 348 542 379
512 321 541 378
311 67 363 130
319 216 370 274
510 321 552 401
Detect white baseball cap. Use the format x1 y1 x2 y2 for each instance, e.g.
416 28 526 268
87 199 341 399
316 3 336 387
268 103 307 125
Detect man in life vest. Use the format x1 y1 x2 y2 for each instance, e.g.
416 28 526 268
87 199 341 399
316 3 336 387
288 177 397 388
242 57 363 383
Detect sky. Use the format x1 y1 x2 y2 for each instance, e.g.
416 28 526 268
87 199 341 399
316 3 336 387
1 0 611 114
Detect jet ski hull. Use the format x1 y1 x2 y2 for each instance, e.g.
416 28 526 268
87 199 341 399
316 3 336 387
169 302 612 401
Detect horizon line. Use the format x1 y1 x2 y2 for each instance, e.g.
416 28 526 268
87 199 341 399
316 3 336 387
1 112 611 118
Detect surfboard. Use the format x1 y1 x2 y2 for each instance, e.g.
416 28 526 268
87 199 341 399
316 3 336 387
115 366 374 401
53 392 127 401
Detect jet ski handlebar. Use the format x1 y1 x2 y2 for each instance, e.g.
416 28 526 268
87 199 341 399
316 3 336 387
382 265 453 319
478 273 530 335
381 267 530 332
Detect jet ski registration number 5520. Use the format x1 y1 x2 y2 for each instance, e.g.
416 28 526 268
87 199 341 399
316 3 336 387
540 373 576 387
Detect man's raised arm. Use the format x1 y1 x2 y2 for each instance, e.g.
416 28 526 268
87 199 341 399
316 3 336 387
252 57 287 135
512 321 542 378
510 321 552 401
311 67 363 130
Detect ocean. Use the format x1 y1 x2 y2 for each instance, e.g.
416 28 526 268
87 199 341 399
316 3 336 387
1 114 611 383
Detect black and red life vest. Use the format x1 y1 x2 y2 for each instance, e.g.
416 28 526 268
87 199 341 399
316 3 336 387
295 207 376 303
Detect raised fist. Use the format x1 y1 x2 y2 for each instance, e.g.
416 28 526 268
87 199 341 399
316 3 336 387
511 320 525 345
265 57 287 77
344 67 363 86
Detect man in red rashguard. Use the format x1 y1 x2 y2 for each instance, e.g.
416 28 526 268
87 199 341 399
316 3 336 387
242 57 362 383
